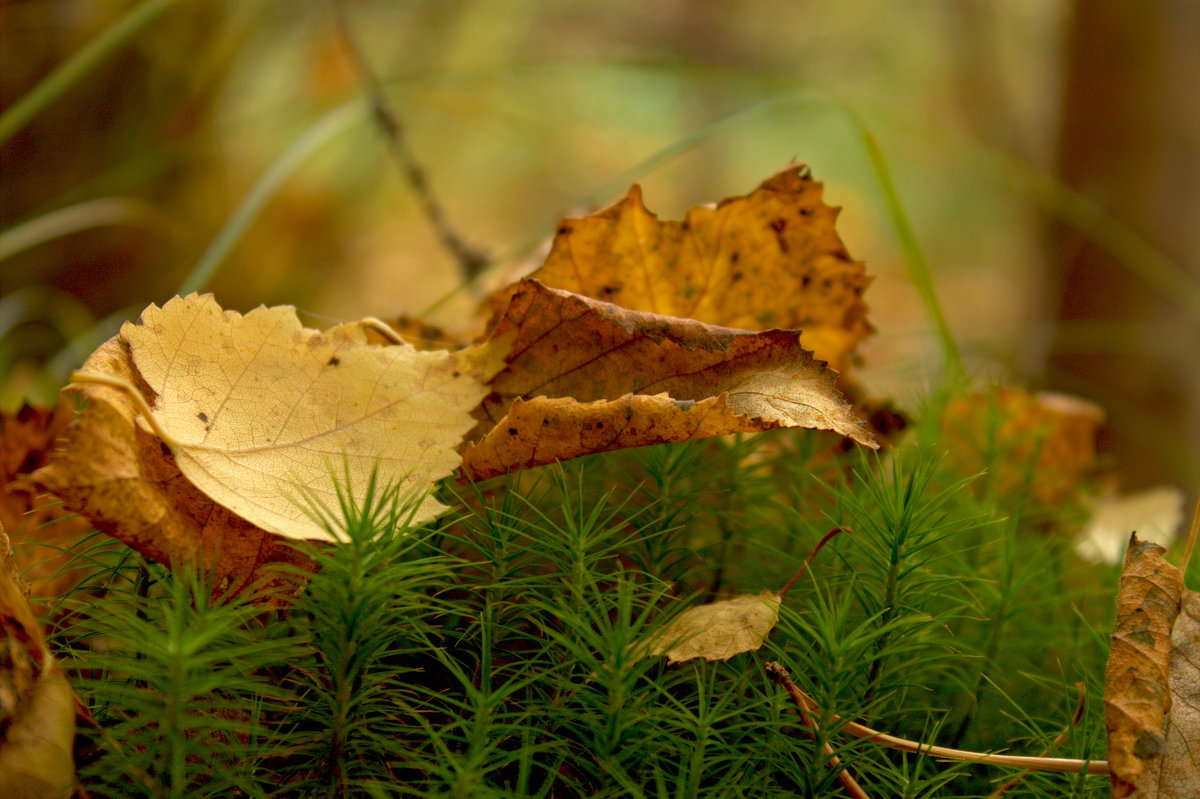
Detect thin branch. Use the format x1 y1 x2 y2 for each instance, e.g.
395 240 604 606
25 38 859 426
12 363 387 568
331 0 489 282
764 662 869 798
764 661 1109 777
988 682 1088 798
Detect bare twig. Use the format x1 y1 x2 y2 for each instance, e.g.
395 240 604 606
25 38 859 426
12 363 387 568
331 0 489 282
765 661 871 799
764 661 1109 777
987 682 1088 798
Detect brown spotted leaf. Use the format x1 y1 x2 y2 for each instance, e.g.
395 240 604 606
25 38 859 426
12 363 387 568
648 590 781 664
508 163 871 372
1104 534 1200 797
462 279 875 480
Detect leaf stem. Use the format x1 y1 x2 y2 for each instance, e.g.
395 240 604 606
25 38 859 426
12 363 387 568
1181 492 1198 580
69 369 181 448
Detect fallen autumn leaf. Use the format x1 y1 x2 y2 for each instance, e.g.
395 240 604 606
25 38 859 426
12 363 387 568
507 163 872 372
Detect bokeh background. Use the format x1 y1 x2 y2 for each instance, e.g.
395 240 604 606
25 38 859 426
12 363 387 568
2 0 1197 501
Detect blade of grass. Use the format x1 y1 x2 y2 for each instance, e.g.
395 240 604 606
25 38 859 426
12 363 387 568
177 100 366 295
845 109 963 379
0 0 181 147
0 198 173 263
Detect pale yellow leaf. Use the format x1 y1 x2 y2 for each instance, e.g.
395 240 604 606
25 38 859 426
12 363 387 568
117 294 488 542
649 590 781 664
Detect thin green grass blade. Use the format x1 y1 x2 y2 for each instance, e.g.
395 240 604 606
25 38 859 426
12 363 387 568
177 100 366 295
0 0 182 147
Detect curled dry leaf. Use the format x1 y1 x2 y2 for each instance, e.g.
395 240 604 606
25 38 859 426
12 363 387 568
32 294 502 589
649 590 781 664
1104 534 1199 797
506 163 872 372
0 400 93 598
31 335 313 594
462 279 875 481
0 525 75 799
113 295 490 539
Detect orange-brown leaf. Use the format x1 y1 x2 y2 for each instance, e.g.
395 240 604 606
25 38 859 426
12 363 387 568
512 163 871 371
1104 534 1200 797
464 279 875 477
465 392 810 482
941 388 1104 505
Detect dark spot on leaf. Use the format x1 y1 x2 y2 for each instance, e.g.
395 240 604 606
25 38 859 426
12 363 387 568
769 218 789 252
197 412 208 423
601 285 618 296
1132 729 1166 760
731 271 744 282
798 207 813 216
508 427 518 436
822 278 832 290
681 221 690 231
18 452 39 474
160 441 172 458
452 371 460 378
541 417 550 426
327 356 340 367
557 224 573 235
596 421 604 428
802 275 812 287
730 251 740 263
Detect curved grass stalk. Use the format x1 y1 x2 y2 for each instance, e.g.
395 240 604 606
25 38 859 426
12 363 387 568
0 198 173 262
766 661 1108 777
177 101 367 295
0 0 181 147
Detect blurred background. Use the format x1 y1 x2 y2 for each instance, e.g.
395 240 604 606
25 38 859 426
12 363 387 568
2 0 1197 499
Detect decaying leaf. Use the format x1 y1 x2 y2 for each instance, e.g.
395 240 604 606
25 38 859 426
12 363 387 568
508 163 872 372
1104 534 1200 797
649 590 781 664
941 388 1104 504
0 524 75 799
97 294 489 541
32 336 313 593
0 401 93 598
31 293 502 590
462 279 876 480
